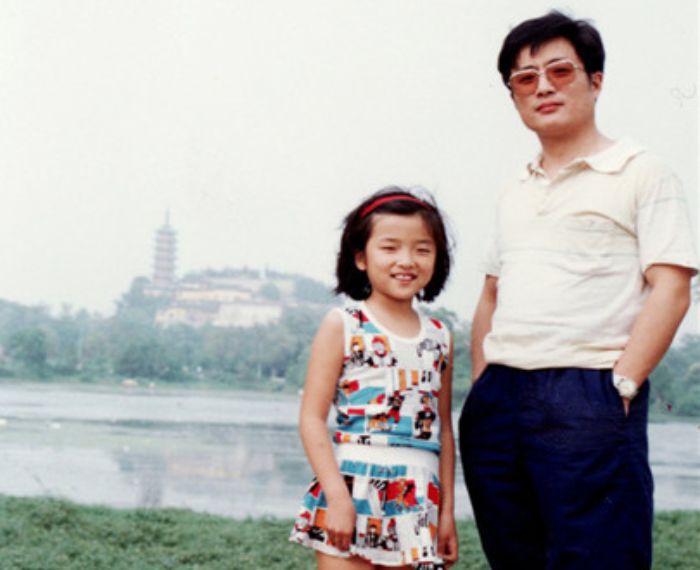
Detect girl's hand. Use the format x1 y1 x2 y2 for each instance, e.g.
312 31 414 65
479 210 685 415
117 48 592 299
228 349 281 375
437 512 459 567
325 496 356 552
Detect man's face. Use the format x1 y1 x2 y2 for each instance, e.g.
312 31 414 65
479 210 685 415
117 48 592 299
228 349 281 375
510 38 602 137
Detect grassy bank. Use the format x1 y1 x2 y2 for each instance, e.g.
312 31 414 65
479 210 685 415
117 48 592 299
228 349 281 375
0 497 698 569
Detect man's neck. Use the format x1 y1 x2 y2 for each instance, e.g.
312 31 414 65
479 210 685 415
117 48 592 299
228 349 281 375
538 126 613 179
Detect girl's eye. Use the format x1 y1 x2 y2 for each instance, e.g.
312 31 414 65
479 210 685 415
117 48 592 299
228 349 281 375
417 248 433 255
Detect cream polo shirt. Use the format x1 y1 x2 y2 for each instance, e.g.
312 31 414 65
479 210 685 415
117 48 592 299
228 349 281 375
482 138 699 370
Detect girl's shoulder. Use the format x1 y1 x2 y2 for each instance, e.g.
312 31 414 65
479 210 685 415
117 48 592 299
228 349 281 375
313 307 345 338
316 304 366 338
417 311 452 344
336 302 373 332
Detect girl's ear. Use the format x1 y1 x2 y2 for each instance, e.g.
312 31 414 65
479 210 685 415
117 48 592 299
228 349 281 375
354 251 367 271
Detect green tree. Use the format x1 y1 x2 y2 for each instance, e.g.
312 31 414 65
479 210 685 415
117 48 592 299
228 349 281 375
8 328 48 375
686 362 700 386
676 362 700 416
116 276 170 320
649 360 675 410
293 276 335 305
286 345 311 389
652 334 700 416
47 305 82 374
0 301 51 345
259 283 281 301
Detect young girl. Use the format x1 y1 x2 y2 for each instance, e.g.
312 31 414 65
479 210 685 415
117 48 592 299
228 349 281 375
290 187 458 569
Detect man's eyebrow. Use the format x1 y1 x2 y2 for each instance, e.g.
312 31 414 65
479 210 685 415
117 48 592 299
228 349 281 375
544 56 569 65
513 57 568 71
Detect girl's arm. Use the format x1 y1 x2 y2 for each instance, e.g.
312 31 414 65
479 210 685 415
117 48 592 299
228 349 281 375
437 335 459 566
298 309 355 552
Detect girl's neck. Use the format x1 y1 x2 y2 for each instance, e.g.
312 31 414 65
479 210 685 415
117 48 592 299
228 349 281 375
363 295 421 338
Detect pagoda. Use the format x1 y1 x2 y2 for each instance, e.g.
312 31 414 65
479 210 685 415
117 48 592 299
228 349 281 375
152 211 177 288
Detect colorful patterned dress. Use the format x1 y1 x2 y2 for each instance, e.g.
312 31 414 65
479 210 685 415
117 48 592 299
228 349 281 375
290 302 451 568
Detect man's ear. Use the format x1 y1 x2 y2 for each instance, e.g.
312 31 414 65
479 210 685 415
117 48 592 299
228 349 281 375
590 71 603 95
355 251 367 271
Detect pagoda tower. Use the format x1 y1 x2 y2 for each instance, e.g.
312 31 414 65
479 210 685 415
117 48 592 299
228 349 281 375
153 211 177 288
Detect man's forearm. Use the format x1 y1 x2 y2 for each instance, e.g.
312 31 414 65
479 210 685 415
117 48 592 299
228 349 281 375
614 265 693 383
470 276 498 381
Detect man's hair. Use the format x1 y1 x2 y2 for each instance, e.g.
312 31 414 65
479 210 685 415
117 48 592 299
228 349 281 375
497 11 605 89
335 186 451 302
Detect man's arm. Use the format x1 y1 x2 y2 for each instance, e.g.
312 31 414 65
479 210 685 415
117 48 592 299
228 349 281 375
614 264 693 413
470 275 498 382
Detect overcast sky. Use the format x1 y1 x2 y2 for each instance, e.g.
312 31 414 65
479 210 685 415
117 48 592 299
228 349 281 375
0 0 697 327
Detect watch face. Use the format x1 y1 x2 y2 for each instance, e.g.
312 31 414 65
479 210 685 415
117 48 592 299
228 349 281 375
613 375 638 399
618 378 637 398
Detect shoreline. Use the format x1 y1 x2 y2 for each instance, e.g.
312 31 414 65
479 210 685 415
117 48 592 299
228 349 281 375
2 378 699 423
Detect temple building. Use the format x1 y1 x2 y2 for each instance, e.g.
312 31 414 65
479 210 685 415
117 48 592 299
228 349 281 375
143 214 303 328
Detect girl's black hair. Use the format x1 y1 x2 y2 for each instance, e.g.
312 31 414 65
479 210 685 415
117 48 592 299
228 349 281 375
334 186 451 302
497 11 605 89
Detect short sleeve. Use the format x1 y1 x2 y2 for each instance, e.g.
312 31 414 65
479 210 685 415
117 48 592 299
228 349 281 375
479 232 501 277
636 171 699 276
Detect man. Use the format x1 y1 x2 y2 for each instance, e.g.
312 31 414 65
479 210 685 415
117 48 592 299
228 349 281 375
458 11 698 570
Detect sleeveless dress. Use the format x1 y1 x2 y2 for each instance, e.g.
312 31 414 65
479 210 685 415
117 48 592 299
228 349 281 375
290 302 451 569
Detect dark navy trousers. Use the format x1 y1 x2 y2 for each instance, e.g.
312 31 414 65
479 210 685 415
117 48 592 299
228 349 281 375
458 365 653 570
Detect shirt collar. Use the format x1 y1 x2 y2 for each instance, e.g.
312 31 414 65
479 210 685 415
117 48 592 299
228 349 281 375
520 138 647 181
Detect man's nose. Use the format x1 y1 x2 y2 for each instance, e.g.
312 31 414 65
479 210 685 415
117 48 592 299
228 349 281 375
535 72 555 95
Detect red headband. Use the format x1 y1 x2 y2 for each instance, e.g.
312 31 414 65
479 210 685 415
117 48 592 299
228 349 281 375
360 194 430 218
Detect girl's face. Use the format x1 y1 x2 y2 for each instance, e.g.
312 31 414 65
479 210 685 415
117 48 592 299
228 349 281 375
354 213 436 304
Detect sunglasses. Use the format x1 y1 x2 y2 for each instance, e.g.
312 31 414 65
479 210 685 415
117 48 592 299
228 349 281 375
508 59 583 96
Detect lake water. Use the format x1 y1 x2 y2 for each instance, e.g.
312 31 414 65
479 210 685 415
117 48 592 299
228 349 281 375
1 382 698 519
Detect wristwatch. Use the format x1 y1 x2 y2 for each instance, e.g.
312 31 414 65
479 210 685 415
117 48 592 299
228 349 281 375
612 372 639 400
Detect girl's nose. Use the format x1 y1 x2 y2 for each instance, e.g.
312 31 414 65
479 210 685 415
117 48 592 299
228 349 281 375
397 250 415 267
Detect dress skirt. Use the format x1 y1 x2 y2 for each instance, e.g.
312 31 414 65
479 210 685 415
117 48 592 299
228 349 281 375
289 444 445 569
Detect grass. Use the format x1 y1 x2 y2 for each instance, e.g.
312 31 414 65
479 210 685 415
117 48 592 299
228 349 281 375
0 497 698 569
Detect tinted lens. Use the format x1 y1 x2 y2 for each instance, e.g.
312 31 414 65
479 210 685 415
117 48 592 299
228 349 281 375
545 61 576 87
509 61 578 95
510 71 539 95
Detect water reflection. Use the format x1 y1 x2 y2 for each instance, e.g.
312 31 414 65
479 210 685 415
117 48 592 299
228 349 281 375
114 449 166 507
0 383 698 518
